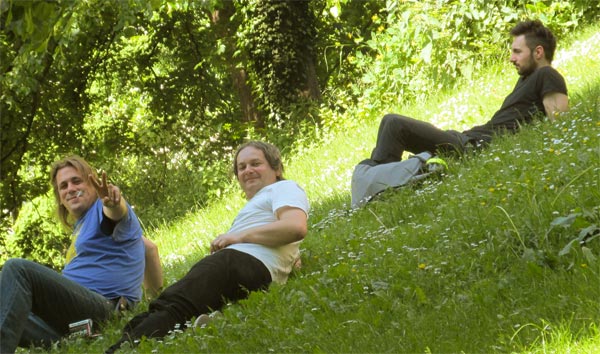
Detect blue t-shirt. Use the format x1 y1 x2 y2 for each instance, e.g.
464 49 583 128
62 199 144 302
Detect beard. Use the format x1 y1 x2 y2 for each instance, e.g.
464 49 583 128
517 55 538 76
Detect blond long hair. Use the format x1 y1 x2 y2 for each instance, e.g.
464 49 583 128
50 155 98 229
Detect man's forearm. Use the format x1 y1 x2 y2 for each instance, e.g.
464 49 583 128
143 237 163 298
239 217 307 247
103 197 128 222
210 208 308 252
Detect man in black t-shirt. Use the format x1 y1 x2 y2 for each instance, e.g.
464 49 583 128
365 19 569 166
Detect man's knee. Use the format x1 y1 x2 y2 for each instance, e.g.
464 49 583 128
2 258 31 275
381 114 412 130
382 113 403 124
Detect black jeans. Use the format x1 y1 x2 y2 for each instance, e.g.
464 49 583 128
370 114 471 164
119 249 271 341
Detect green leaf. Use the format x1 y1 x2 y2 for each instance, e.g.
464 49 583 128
550 213 579 227
24 5 35 35
558 239 577 256
577 224 598 241
414 286 428 304
420 42 432 64
581 247 597 265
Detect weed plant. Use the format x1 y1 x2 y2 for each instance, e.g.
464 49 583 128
30 25 600 354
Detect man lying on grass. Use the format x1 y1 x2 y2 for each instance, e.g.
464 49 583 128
362 19 569 166
106 140 309 353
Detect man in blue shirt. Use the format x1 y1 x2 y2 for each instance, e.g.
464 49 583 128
0 155 162 353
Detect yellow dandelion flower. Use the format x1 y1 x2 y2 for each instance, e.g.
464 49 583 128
418 263 426 270
489 187 495 192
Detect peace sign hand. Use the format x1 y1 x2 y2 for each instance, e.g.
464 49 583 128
90 171 121 209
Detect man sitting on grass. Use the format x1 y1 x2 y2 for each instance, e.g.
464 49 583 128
106 140 310 353
0 156 162 353
363 19 569 166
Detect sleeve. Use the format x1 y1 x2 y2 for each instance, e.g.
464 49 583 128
112 203 143 242
272 181 310 217
540 67 567 97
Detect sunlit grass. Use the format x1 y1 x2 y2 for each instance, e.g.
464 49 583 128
43 24 600 354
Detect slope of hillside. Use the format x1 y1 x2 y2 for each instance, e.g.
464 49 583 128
52 24 600 354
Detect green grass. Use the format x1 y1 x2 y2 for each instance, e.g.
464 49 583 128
37 25 600 353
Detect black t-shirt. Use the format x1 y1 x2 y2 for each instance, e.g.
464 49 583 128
464 65 567 143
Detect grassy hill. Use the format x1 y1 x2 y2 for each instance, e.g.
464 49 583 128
50 25 600 354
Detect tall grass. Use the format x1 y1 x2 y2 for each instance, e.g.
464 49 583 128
43 24 600 354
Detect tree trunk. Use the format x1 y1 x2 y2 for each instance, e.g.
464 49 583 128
211 5 262 127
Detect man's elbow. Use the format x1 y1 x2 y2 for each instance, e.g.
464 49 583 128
293 222 308 242
545 93 569 120
142 237 164 298
557 99 569 114
144 238 159 257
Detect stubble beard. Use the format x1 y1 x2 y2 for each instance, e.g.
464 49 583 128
518 55 538 77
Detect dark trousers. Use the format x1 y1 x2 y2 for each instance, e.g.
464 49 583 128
370 114 470 164
0 259 113 353
119 249 271 341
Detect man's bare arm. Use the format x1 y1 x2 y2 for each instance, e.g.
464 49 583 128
142 236 163 298
210 207 308 253
543 92 569 121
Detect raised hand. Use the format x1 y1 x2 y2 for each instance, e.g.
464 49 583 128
90 171 121 209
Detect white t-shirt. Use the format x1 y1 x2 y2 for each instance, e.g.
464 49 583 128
227 180 309 284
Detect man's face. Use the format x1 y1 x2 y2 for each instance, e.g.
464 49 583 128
56 166 97 218
510 34 538 76
236 146 280 199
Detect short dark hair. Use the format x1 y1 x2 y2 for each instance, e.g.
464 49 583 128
50 155 98 228
510 19 557 63
233 141 284 180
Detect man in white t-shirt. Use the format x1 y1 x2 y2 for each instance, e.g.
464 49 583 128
107 141 309 352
